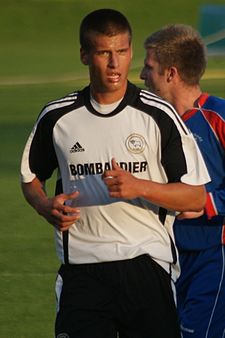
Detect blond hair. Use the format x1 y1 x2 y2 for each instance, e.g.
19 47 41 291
144 24 207 85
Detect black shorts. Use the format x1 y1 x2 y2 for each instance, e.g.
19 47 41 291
55 254 181 338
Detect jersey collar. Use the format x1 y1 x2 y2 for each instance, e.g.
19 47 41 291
182 93 209 121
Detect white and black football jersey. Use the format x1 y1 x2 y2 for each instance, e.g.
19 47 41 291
21 82 209 280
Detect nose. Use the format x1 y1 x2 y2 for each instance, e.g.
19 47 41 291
108 52 119 68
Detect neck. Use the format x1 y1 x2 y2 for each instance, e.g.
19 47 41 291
90 83 127 104
169 85 202 117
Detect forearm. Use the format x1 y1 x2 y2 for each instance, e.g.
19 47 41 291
138 180 206 212
104 166 206 212
21 177 49 215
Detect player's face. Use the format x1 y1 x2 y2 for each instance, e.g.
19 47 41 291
140 48 169 99
80 32 132 103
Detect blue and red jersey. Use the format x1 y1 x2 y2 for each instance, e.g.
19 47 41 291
174 93 225 250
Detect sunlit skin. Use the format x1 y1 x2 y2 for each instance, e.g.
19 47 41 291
140 48 172 100
80 32 133 104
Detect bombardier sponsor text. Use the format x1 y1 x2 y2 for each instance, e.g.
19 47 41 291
69 161 148 176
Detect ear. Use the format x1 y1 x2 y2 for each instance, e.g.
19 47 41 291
166 66 177 82
80 48 89 65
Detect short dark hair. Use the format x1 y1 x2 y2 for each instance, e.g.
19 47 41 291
144 24 207 85
79 8 132 51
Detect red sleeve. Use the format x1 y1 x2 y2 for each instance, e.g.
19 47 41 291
205 192 218 219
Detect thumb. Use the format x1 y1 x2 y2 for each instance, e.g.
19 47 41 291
111 158 122 171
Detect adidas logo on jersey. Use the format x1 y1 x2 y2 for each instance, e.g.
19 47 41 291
70 142 85 153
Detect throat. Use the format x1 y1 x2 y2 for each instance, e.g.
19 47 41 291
90 94 122 114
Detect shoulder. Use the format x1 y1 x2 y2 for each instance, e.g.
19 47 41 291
204 95 225 115
136 88 189 135
138 89 176 115
35 88 87 127
40 90 80 118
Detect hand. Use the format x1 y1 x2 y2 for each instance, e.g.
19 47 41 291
176 210 204 220
103 158 140 199
39 191 80 232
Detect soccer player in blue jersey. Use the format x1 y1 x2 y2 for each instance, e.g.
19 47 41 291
141 24 225 338
20 11 209 337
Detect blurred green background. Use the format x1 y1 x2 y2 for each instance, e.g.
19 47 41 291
1 1 225 337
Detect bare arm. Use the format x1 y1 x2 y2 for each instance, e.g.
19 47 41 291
21 177 80 231
103 158 206 212
176 210 204 220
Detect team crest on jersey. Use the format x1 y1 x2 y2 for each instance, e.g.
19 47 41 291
126 133 146 154
57 334 70 338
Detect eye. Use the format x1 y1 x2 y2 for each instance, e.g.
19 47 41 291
117 48 128 55
96 50 110 56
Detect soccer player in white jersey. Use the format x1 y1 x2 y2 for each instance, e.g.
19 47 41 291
21 10 210 338
141 24 225 338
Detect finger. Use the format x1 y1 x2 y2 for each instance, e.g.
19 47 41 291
64 204 80 215
52 207 80 221
102 169 115 180
65 191 80 201
111 158 122 171
103 175 114 181
54 192 80 213
108 191 121 198
56 221 77 232
52 202 67 214
102 158 121 181
103 176 116 188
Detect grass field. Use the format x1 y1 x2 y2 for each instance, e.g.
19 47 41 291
1 1 225 337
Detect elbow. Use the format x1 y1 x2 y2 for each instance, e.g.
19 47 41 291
178 185 207 212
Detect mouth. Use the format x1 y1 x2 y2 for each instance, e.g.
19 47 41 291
107 73 121 83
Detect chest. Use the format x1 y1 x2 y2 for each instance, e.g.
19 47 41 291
52 106 161 166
